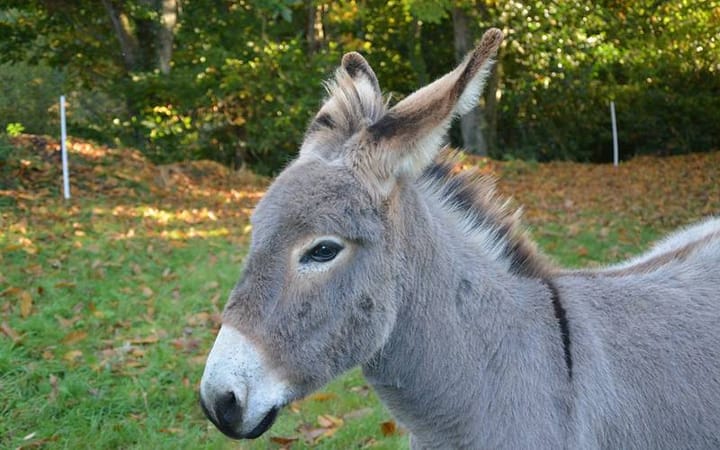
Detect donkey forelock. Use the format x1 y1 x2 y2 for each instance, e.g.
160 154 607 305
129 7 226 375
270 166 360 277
301 52 386 161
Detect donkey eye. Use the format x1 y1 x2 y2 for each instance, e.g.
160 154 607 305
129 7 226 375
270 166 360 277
302 241 343 263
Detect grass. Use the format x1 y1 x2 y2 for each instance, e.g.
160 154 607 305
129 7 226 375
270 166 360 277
1 135 718 448
0 198 405 449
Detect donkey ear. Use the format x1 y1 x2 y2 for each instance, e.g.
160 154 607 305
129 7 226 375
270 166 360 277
341 52 381 99
300 51 384 159
361 28 503 180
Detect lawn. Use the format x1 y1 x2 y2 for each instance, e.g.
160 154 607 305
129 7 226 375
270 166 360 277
2 135 718 449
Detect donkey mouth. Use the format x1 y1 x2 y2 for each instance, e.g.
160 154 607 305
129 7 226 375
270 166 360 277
200 397 280 440
243 406 279 439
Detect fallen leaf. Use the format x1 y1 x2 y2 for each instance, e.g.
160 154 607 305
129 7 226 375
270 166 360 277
129 335 158 345
308 392 337 402
171 337 200 352
298 424 332 443
55 315 80 328
317 414 343 428
20 290 33 318
380 420 398 436
270 436 299 446
190 355 206 365
186 312 209 326
350 385 371 396
343 407 373 420
360 437 378 448
289 401 302 413
48 374 59 401
1 321 21 342
298 426 325 442
63 350 83 363
62 330 88 345
203 280 219 291
0 286 22 297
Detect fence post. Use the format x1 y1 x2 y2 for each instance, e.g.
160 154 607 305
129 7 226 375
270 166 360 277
60 95 70 199
610 101 619 167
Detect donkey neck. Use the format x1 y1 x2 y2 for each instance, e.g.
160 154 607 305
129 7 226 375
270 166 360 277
363 183 572 448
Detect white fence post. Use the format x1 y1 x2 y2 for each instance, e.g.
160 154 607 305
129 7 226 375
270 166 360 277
60 95 70 199
610 101 619 167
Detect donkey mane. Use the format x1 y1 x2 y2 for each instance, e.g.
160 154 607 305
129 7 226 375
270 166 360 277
419 152 555 279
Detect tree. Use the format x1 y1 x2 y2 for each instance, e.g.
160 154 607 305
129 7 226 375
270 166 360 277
1 0 717 171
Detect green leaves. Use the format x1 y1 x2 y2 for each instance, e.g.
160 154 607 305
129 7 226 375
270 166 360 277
1 0 718 172
403 0 452 24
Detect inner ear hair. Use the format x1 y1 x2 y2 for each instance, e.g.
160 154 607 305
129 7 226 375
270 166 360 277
342 52 381 96
369 28 503 143
358 28 503 182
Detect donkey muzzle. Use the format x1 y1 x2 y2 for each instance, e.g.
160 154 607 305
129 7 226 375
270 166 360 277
200 390 279 439
200 325 291 439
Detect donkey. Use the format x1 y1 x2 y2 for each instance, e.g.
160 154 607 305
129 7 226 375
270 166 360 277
200 28 720 448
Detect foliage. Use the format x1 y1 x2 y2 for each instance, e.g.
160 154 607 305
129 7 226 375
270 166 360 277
2 136 718 447
0 1 718 172
5 122 24 136
497 0 720 161
0 61 65 137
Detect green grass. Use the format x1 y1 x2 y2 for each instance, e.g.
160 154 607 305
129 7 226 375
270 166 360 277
532 213 662 268
0 196 659 449
4 139 708 448
0 193 410 449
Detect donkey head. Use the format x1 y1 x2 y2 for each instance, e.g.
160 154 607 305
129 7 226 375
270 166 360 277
200 28 503 439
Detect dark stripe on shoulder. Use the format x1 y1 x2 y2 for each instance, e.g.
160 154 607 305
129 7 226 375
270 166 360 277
544 278 573 380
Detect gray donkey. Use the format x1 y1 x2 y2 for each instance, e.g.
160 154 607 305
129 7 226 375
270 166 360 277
200 28 720 448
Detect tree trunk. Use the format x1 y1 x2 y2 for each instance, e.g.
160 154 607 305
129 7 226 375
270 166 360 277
306 0 317 54
409 19 428 86
101 0 141 72
452 6 488 156
485 58 501 154
157 0 178 74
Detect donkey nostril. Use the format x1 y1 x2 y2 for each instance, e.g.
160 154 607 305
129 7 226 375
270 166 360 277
217 390 244 431
220 390 236 408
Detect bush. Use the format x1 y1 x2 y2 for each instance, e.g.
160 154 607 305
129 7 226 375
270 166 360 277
0 62 65 137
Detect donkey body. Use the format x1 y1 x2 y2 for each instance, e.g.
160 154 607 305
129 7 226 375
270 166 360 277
200 29 720 448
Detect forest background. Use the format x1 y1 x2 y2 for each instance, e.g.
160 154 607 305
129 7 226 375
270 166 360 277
1 0 719 173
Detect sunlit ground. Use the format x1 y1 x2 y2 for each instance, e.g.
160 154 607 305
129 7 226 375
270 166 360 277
1 135 718 448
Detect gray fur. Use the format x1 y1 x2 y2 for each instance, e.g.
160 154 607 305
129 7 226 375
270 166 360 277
202 28 720 448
